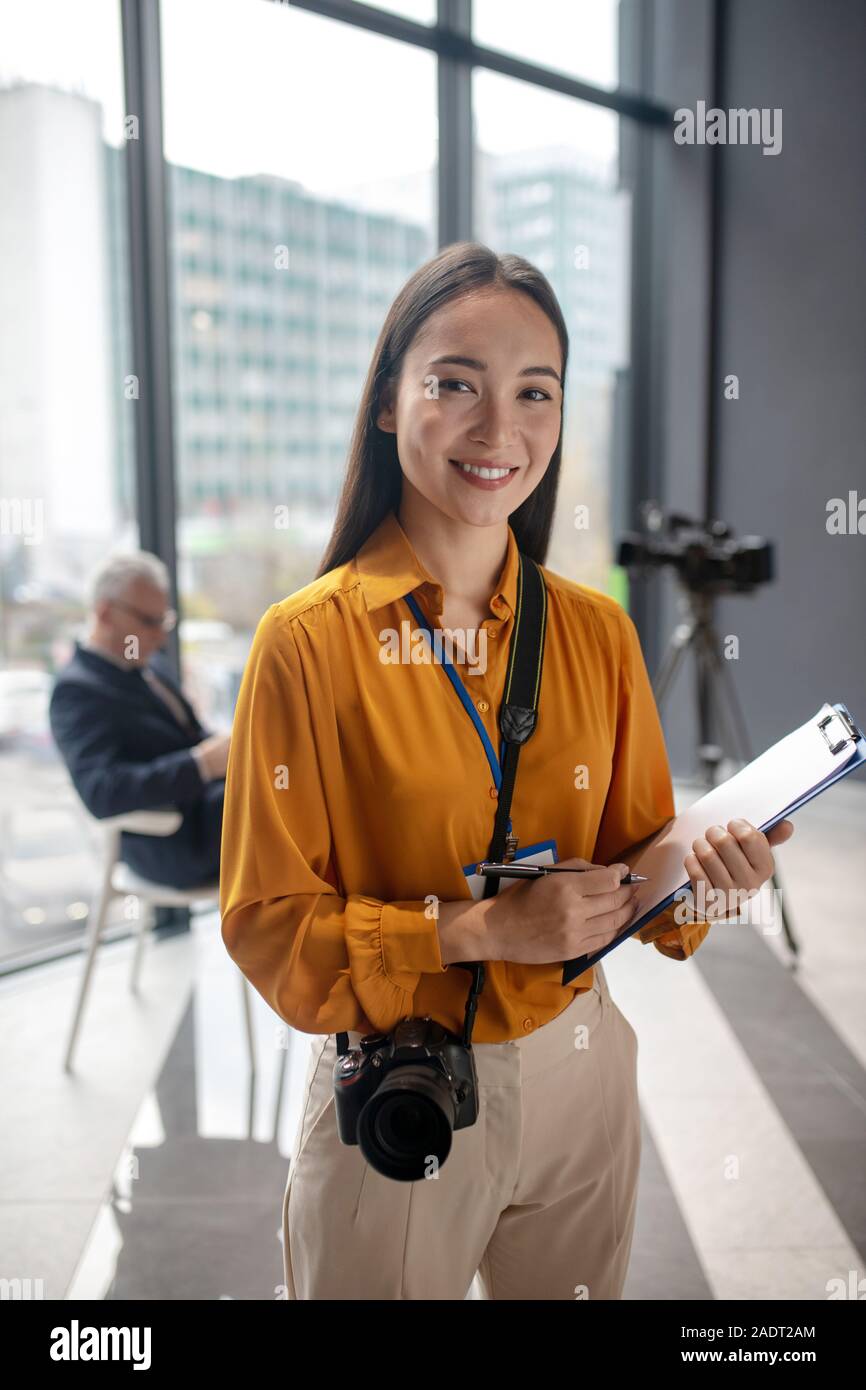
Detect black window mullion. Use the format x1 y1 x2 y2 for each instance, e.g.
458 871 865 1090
120 0 181 678
437 0 472 245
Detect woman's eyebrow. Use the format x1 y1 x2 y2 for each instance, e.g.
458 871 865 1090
426 354 562 385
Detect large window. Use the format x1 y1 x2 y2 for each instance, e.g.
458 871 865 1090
160 0 437 726
1 0 665 969
473 0 620 91
0 0 136 967
474 71 631 595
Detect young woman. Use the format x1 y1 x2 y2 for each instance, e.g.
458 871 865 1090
219 242 793 1301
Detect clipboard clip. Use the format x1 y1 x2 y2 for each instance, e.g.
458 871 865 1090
817 706 858 755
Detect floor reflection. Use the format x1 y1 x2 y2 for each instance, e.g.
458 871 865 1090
70 982 311 1300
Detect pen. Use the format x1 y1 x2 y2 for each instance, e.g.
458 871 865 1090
477 862 650 885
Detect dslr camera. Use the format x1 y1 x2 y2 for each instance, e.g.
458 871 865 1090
333 1016 479 1181
618 504 774 594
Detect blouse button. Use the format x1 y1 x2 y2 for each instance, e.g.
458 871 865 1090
476 699 489 713
488 786 498 800
522 1018 534 1032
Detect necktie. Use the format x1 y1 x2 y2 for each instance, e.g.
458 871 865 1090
141 666 196 733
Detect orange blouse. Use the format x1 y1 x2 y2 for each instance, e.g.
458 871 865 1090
219 509 711 1043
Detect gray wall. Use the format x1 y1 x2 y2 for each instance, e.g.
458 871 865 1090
647 0 866 775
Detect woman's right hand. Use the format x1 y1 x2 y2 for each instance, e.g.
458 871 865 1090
478 858 640 964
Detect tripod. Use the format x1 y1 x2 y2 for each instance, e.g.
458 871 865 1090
653 587 799 959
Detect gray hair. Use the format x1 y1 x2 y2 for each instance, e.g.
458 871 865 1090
88 551 170 609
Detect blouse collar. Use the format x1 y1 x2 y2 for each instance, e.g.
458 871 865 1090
354 509 520 621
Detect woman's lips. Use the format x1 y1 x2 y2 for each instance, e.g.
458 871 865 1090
448 459 519 491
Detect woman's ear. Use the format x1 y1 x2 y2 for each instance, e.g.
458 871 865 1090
377 382 396 433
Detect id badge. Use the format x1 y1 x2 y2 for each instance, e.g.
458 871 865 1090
462 838 558 901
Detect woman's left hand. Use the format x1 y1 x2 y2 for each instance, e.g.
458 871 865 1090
684 817 795 920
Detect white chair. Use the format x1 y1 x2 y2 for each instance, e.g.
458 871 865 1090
63 807 255 1074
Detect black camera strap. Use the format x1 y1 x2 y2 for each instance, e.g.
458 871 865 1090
453 551 548 1045
481 551 548 887
336 551 548 1056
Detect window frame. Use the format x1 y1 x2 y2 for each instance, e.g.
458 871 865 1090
122 0 678 677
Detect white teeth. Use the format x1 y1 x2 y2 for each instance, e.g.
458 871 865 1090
454 461 513 479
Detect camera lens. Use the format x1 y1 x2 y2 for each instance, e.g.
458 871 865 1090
357 1065 455 1181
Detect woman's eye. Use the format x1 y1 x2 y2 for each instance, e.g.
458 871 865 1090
441 380 551 401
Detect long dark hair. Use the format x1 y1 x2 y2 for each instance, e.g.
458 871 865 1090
315 241 569 578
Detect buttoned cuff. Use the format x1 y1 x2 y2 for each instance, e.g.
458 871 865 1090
344 897 449 1034
636 899 712 960
379 901 449 983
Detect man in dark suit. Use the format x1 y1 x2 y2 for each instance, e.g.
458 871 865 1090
49 552 231 891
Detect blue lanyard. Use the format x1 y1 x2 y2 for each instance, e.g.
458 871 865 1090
403 590 512 837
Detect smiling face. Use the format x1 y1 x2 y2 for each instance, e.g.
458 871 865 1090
378 286 564 528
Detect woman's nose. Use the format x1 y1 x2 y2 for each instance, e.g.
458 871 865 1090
471 402 516 450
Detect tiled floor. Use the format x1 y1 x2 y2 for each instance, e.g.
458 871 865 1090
2 778 864 1300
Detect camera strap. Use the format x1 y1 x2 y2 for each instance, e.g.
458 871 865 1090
336 550 548 1056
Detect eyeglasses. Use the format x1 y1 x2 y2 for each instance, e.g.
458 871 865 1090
112 599 177 632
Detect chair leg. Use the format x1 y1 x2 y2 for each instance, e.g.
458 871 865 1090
240 971 256 1071
129 898 152 995
63 829 119 1073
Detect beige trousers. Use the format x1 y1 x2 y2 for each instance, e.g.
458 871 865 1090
281 961 641 1300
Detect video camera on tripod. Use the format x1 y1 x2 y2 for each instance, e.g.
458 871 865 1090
617 503 774 595
615 500 797 957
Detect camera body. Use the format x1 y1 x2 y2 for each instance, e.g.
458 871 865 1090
618 507 774 594
333 1016 479 1182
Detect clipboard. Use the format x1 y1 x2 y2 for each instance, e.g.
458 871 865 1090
561 701 866 985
